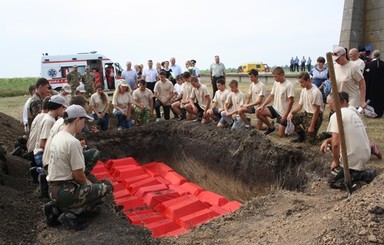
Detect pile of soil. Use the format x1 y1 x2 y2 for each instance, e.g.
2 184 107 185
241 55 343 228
0 111 383 244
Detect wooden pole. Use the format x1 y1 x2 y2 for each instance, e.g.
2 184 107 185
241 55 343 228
325 52 352 197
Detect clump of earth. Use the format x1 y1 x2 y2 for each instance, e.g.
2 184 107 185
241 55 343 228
0 111 383 244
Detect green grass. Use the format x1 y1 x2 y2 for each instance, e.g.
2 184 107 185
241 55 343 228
0 77 38 97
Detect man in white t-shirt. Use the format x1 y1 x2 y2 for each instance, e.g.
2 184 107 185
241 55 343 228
33 95 67 198
257 67 295 137
218 79 245 129
238 69 266 130
172 72 194 121
320 92 376 189
333 46 367 109
154 71 175 121
206 78 230 122
288 72 323 143
348 48 365 73
185 77 211 123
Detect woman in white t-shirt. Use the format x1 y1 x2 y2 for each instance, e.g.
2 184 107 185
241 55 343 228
89 84 110 130
112 81 133 130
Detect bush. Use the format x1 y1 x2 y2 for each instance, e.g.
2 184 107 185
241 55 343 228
0 78 38 97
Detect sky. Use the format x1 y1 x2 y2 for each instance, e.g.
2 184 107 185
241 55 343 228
0 0 345 78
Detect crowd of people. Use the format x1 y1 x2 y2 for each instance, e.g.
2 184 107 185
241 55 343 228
19 49 383 230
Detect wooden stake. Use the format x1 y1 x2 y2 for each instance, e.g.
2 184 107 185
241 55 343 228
326 52 352 197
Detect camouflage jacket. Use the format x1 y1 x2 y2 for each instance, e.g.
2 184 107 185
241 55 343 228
28 93 42 125
67 71 82 86
82 72 95 86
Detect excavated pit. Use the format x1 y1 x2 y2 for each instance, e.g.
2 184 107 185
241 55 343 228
87 121 326 202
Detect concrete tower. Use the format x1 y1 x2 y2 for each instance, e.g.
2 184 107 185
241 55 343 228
340 0 384 51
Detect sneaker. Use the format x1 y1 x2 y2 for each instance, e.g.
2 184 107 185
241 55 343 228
58 212 87 231
43 201 61 227
363 169 377 184
29 166 39 184
177 115 185 121
117 127 123 131
331 165 343 176
10 146 22 156
371 144 382 159
290 133 305 143
244 125 252 130
193 117 202 123
156 118 161 122
264 127 275 135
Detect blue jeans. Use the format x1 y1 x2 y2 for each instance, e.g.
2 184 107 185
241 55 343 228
93 113 110 130
113 110 133 129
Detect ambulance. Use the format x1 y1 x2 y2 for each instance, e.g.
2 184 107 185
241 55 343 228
41 51 124 91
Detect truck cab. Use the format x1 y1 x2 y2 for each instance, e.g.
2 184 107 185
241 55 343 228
41 51 123 91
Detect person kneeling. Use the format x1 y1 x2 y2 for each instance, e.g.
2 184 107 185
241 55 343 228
45 105 112 230
320 93 376 190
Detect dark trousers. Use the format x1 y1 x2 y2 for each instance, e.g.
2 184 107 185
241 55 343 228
155 99 171 120
211 76 224 97
146 82 156 93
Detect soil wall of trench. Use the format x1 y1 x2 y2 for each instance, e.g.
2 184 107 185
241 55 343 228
87 121 328 202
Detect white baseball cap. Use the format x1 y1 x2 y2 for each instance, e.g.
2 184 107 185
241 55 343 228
65 105 93 121
76 85 86 93
62 84 72 93
49 95 68 108
332 46 346 61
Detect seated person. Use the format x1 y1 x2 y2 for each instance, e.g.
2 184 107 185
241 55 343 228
217 79 245 129
132 80 154 125
206 78 230 122
185 77 211 124
89 84 110 130
172 72 194 121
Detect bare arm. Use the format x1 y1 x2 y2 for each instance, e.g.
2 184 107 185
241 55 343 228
73 169 91 185
308 105 320 133
359 78 367 108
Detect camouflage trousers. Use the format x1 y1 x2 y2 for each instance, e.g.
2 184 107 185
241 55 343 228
291 111 323 143
48 180 112 212
84 82 94 98
134 107 151 125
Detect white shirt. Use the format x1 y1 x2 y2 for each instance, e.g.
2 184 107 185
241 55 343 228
298 85 324 113
270 79 295 115
327 107 370 171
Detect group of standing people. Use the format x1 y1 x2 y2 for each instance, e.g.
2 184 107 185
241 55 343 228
290 56 312 72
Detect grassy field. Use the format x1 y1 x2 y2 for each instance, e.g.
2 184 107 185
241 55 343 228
0 77 38 97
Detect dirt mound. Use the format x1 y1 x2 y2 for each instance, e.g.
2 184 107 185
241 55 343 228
0 112 25 152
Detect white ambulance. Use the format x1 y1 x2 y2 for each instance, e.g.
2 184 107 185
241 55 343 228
41 51 124 91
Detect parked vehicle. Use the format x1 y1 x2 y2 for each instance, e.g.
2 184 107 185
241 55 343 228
41 51 123 91
239 63 270 73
